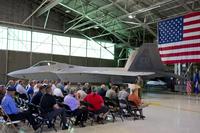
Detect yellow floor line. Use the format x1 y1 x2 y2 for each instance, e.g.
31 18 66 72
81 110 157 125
148 102 200 114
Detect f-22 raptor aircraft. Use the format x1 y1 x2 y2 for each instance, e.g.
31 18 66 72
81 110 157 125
8 43 172 83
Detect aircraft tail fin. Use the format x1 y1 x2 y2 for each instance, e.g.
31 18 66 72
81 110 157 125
125 43 165 72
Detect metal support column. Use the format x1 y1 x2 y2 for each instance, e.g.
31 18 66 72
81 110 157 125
5 27 9 84
69 37 71 64
30 29 33 66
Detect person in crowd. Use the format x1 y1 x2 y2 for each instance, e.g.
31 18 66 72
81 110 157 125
118 85 129 101
128 88 148 118
63 81 71 95
83 83 92 94
6 80 15 87
76 83 82 91
0 85 6 104
135 76 144 98
40 84 68 130
25 80 31 90
1 86 40 130
64 89 87 127
83 88 109 123
76 84 87 101
33 81 40 94
51 80 57 92
16 80 27 100
105 85 117 99
56 79 64 92
27 81 34 101
31 84 46 105
186 78 192 96
43 79 49 84
53 86 64 98
98 84 107 99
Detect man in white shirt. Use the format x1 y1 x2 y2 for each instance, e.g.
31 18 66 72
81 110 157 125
53 88 64 98
16 80 26 94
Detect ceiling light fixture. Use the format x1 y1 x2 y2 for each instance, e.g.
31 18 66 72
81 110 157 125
128 15 133 19
65 10 71 13
128 14 136 19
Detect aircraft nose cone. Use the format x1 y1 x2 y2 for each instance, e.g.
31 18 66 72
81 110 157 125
7 70 25 79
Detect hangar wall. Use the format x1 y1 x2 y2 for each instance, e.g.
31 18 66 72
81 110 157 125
0 50 115 84
0 0 65 31
0 0 116 84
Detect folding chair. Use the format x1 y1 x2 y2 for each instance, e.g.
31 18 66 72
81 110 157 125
128 101 145 120
80 101 97 126
105 97 123 122
0 106 21 133
33 106 57 133
118 99 136 120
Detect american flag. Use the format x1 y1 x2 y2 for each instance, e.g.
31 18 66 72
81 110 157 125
158 12 200 64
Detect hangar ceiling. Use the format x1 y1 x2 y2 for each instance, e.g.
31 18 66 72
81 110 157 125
23 0 200 48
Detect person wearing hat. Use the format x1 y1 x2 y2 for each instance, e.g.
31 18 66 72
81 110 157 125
1 86 40 130
0 85 6 104
83 87 109 123
64 89 87 127
39 84 68 130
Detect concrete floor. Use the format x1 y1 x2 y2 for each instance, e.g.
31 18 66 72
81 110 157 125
2 93 200 133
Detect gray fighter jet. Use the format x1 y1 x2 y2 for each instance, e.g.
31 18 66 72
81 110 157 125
8 43 171 83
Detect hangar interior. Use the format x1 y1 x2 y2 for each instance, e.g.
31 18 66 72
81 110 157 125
0 0 199 84
0 0 200 133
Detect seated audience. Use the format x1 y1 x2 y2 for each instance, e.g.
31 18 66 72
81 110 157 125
83 88 109 123
6 80 15 87
64 89 87 127
51 80 57 92
118 85 129 107
98 84 107 99
1 86 40 130
0 85 6 104
64 81 71 94
33 81 41 94
76 87 87 101
16 80 27 100
40 84 68 130
53 87 64 98
31 84 46 105
118 85 129 100
83 83 92 94
105 85 117 99
56 80 64 92
27 81 34 100
128 88 148 118
76 82 82 91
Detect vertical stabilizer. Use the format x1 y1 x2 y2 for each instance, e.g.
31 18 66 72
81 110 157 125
125 43 165 72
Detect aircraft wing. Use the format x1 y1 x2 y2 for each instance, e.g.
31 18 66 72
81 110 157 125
56 69 154 76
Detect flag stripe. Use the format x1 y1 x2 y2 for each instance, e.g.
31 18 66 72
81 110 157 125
183 31 200 37
163 59 200 64
183 23 200 30
183 27 200 33
160 51 200 57
184 15 200 23
158 42 200 51
159 47 200 54
161 55 200 61
183 35 200 41
184 19 200 26
158 39 200 48
184 12 200 19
